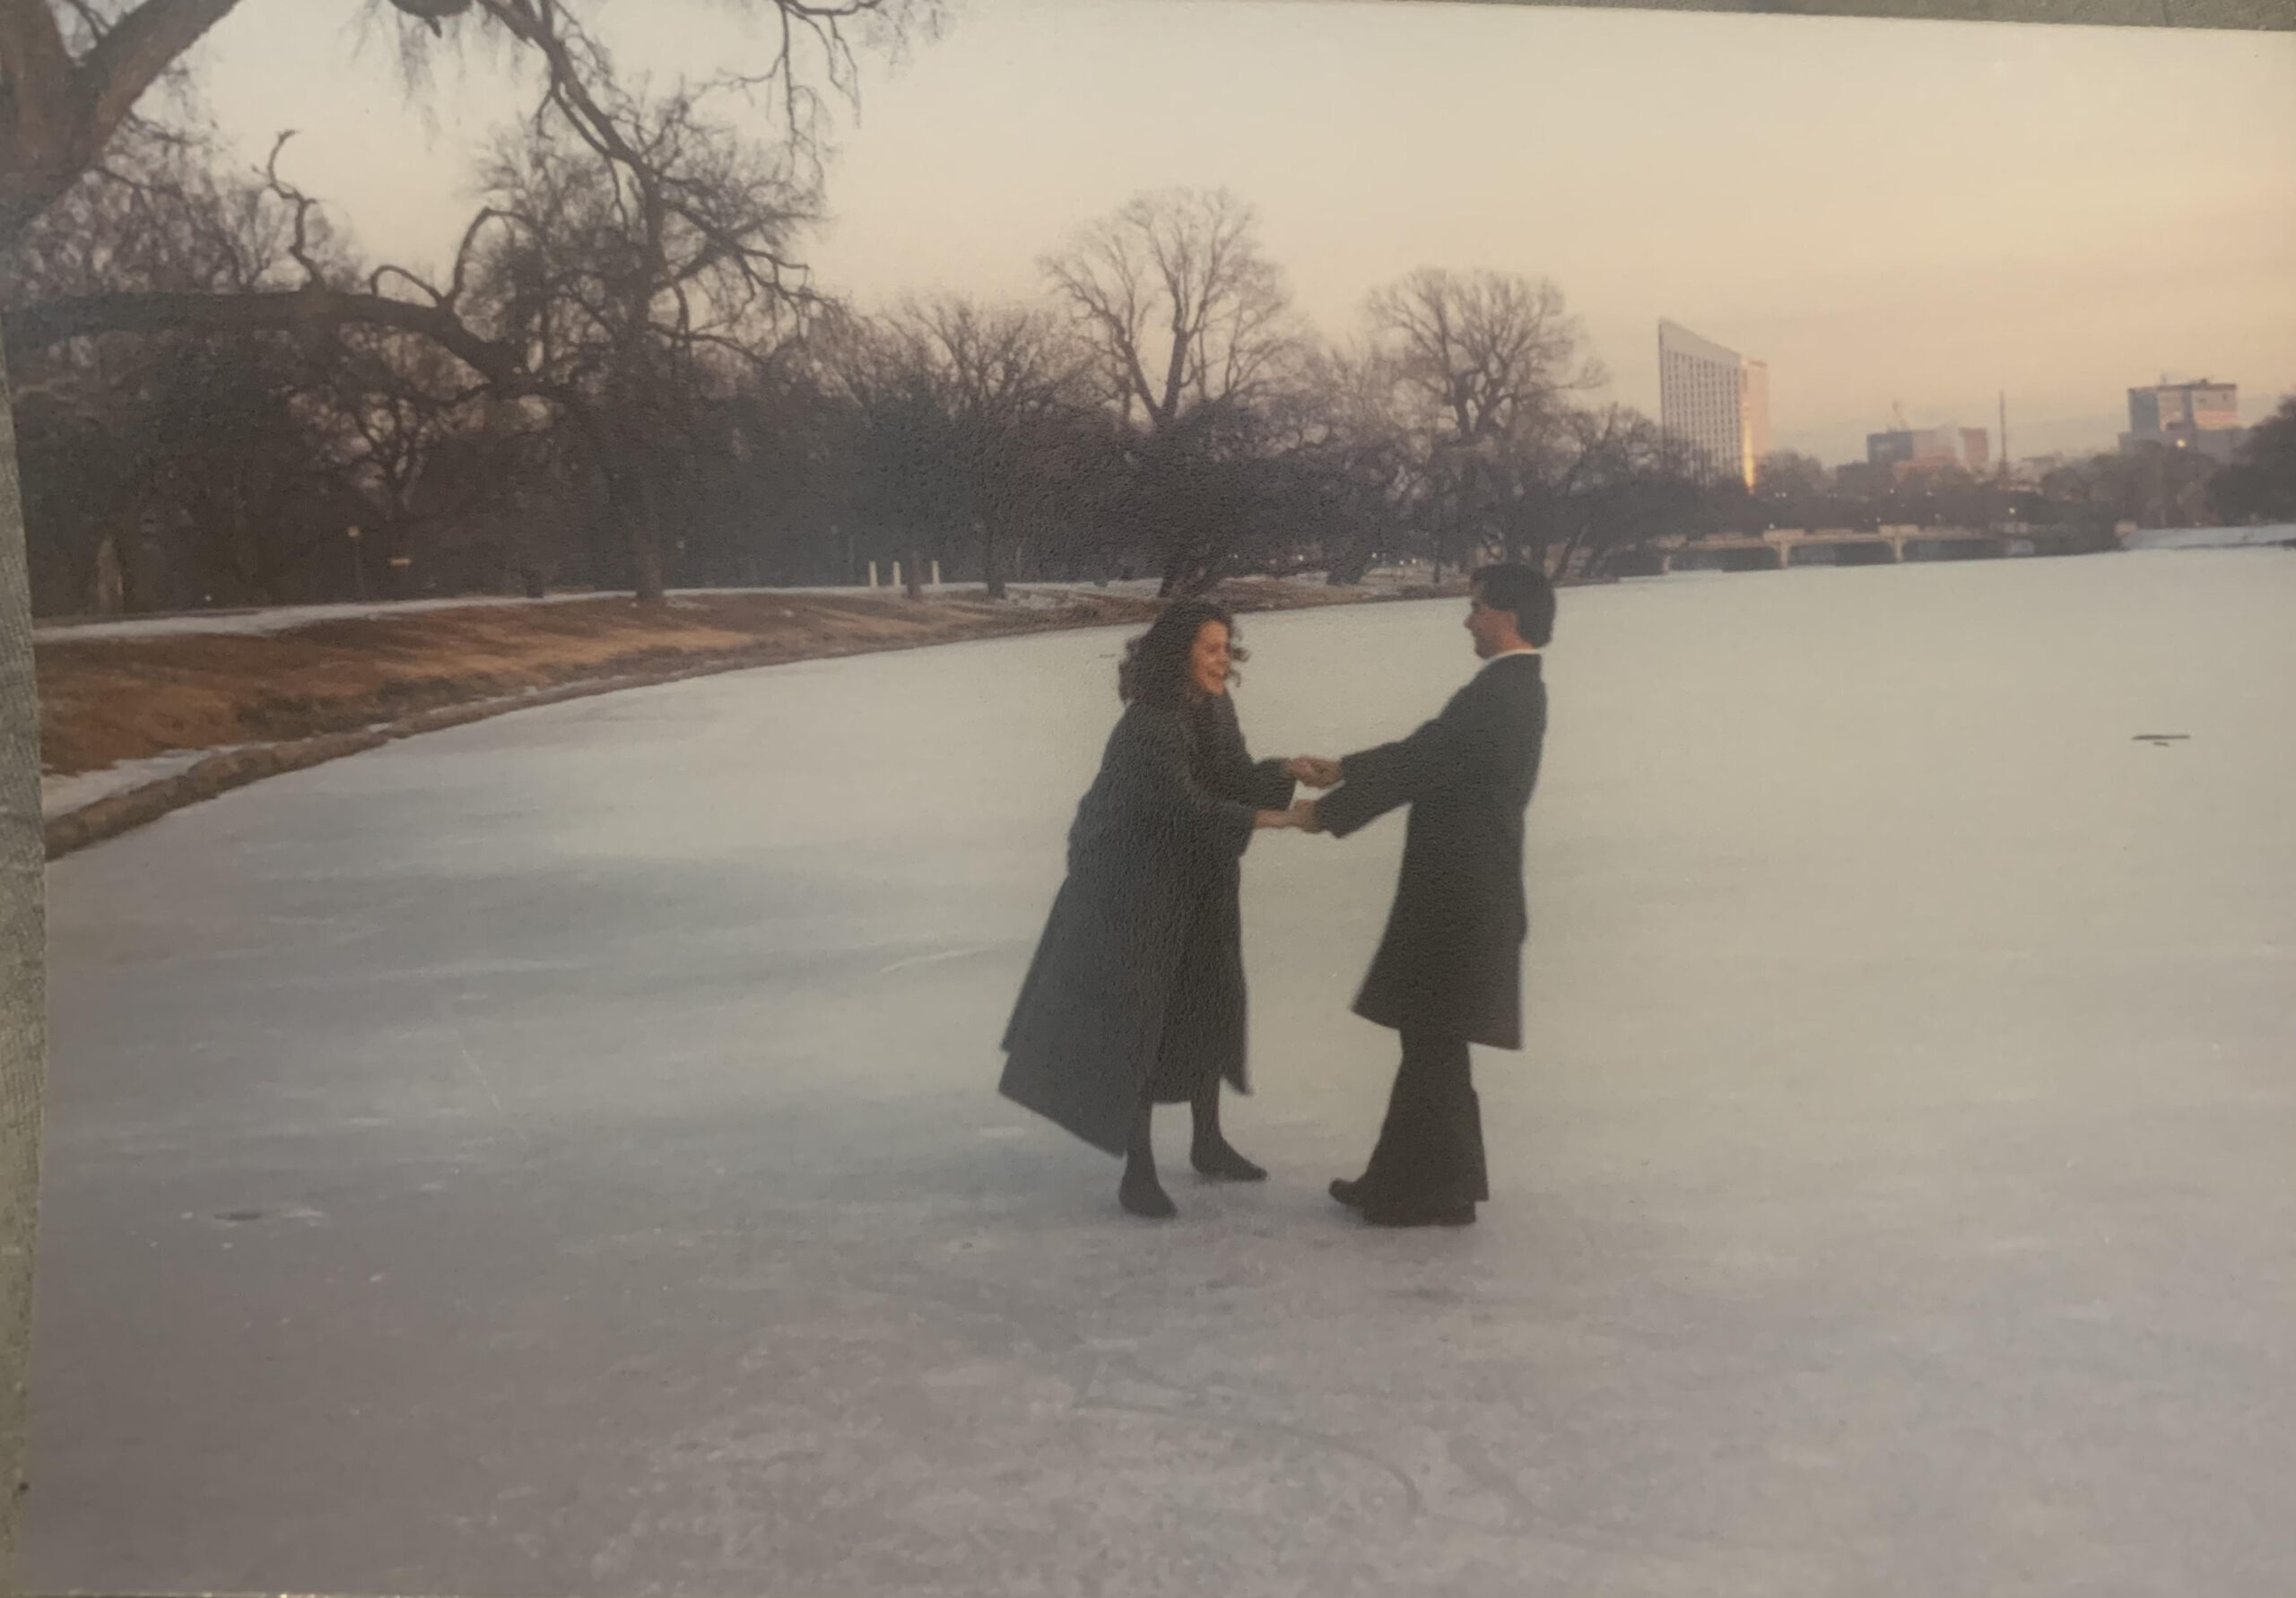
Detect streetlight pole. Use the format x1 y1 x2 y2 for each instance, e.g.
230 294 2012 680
347 525 366 604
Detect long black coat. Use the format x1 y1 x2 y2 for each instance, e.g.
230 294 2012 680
1314 652 1547 1050
999 692 1297 1155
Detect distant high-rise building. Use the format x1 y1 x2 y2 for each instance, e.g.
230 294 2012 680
2122 379 2247 461
1865 424 1991 477
1658 320 1770 489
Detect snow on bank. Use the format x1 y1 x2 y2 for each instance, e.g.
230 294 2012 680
31 589 608 642
27 580 1110 642
39 748 254 816
29 569 1440 644
2124 523 2296 551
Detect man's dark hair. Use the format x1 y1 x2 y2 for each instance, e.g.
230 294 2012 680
1471 563 1556 648
1118 598 1246 705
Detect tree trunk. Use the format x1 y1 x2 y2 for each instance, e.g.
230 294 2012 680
0 0 248 248
1323 519 1378 586
92 531 126 614
631 504 666 604
979 518 1005 600
602 456 666 604
0 330 54 1594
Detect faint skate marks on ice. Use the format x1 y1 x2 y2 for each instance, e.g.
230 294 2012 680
1444 1430 1801 1562
1076 1348 1431 1523
876 945 998 975
855 1254 1433 1521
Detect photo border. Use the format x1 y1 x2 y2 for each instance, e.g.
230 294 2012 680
1 0 2287 1591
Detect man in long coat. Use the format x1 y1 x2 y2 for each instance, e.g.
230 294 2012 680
1303 562 1553 1227
999 682 1297 1161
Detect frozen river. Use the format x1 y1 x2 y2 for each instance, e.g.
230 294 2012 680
26 549 2296 1596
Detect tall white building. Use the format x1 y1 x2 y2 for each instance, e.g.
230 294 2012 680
1658 320 1771 489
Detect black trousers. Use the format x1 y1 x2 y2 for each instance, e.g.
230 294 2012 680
1360 1029 1489 1209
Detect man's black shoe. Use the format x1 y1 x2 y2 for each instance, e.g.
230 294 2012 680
1361 1199 1476 1229
1328 1177 1367 1210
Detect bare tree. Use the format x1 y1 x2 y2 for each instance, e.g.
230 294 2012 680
881 296 1093 597
812 298 1088 597
1753 447 1828 502
2042 444 2221 534
0 121 407 610
316 330 500 593
1038 189 1313 594
1361 266 1604 578
2207 395 2296 526
1542 404 1710 578
1367 267 1602 448
1250 338 1415 585
1041 187 1299 436
0 0 243 246
0 0 937 248
464 70 818 599
1749 447 1831 534
2 0 943 597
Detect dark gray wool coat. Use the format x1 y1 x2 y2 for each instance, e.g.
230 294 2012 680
999 691 1294 1155
1313 653 1547 1050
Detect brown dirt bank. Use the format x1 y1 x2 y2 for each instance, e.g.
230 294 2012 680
38 578 1462 859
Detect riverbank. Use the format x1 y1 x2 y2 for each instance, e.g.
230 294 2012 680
36 576 1463 858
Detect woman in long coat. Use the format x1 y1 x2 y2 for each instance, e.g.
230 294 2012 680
999 599 1326 1219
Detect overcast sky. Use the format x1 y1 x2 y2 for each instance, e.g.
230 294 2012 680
184 0 2296 465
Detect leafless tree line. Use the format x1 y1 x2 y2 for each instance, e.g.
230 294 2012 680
1 0 1733 615
14 0 2269 622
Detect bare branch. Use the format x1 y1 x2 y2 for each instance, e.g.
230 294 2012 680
1041 187 1296 439
257 130 328 284
4 284 535 394
75 0 240 141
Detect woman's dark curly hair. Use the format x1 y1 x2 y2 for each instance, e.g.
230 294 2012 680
1117 598 1248 705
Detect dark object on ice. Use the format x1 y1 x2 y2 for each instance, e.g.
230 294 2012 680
1362 1197 1477 1229
2133 733 2191 744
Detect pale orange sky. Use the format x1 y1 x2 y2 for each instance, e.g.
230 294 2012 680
185 0 2296 464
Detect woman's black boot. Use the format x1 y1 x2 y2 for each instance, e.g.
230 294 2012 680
1189 1088 1267 1182
1119 1102 1177 1219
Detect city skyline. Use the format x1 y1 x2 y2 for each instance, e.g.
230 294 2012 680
175 0 2296 465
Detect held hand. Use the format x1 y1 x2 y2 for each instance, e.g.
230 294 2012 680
1283 755 1344 789
1289 798 1325 834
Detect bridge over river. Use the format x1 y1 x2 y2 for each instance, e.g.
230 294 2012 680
1643 523 2113 573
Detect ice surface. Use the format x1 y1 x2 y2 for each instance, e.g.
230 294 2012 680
25 548 2296 1596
